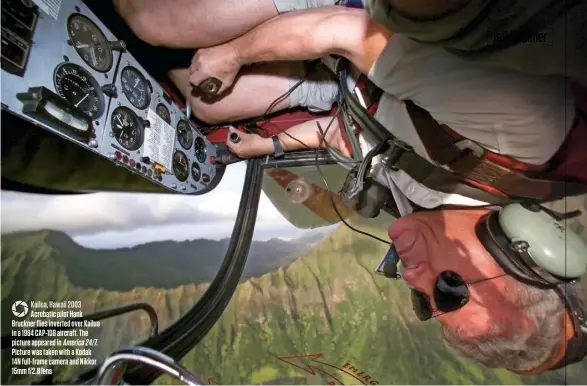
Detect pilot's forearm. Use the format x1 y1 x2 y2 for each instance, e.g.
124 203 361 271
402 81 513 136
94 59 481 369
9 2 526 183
231 6 391 74
232 7 354 68
259 117 340 154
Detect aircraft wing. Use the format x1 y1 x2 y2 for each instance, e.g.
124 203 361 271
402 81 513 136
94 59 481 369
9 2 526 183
262 164 355 229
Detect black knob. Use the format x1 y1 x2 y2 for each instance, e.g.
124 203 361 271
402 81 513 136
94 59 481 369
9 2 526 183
108 40 127 52
142 157 150 164
142 119 151 128
101 84 117 98
229 132 241 143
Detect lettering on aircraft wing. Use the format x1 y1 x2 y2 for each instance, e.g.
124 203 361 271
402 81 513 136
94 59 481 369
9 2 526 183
207 353 379 385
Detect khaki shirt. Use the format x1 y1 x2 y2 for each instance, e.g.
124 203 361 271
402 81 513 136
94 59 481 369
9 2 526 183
362 0 587 86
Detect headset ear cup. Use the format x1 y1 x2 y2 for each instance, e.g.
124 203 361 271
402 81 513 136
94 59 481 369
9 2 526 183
475 212 556 289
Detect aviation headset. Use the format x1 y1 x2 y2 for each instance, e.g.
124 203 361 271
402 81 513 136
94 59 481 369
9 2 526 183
475 203 587 369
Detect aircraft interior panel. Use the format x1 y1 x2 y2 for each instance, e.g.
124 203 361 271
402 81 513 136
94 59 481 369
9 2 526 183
1 0 218 194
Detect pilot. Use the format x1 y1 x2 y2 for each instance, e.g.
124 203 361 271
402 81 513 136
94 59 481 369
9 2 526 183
181 6 587 376
115 0 587 375
114 0 586 86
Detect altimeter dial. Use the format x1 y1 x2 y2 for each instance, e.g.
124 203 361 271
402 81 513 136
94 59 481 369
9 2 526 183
53 62 105 119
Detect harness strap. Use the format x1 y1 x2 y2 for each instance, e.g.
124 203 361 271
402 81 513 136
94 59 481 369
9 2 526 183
391 150 514 205
334 57 587 205
335 64 512 205
404 100 587 201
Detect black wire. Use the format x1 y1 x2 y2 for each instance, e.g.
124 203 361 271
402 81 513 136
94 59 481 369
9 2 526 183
254 63 392 245
263 75 309 117
314 114 391 245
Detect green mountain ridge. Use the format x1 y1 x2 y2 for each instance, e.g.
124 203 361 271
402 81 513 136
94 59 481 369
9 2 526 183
1 229 325 293
2 223 586 385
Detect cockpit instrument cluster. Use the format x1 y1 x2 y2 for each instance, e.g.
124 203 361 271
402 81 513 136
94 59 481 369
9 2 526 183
1 0 219 194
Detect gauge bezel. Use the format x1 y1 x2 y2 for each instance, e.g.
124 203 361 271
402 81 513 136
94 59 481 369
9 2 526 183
156 103 171 124
176 119 193 151
191 162 201 182
53 62 105 119
194 137 207 163
120 66 152 110
66 13 113 73
172 150 189 182
110 106 145 151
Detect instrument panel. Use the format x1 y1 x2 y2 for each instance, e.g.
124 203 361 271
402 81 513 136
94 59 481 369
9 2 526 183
1 0 219 195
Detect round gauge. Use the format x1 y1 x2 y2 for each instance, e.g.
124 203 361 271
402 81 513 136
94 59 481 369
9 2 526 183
67 14 113 72
156 103 171 124
172 151 189 182
177 120 193 150
194 137 207 163
121 66 151 109
54 62 105 119
110 106 144 151
191 162 201 182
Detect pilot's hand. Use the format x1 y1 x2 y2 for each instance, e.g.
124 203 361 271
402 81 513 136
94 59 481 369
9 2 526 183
225 126 273 158
189 43 241 96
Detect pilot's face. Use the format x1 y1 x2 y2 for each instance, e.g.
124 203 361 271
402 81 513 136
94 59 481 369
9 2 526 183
388 209 534 338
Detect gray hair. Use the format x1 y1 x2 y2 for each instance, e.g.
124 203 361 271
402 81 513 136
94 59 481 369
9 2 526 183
439 277 564 372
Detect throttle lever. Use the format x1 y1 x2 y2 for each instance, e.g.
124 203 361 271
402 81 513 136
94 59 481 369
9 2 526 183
214 143 242 165
197 77 222 97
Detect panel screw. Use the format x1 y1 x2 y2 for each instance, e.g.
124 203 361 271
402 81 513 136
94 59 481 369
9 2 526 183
511 240 530 254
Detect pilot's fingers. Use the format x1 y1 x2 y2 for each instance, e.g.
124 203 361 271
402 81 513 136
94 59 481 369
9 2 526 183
226 135 245 156
189 45 240 95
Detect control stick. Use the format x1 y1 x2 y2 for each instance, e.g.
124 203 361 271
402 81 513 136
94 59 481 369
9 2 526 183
214 143 242 165
196 77 222 97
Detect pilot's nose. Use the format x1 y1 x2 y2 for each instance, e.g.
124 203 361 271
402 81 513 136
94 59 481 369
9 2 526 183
401 263 437 300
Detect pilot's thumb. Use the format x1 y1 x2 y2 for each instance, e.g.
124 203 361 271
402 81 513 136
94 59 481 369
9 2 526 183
225 139 242 157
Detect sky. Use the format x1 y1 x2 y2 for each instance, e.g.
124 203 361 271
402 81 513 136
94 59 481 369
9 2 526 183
0 162 328 249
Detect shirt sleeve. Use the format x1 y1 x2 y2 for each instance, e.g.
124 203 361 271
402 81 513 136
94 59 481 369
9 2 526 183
362 0 556 51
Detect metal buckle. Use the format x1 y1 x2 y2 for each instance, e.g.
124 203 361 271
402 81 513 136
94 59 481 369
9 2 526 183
339 166 362 202
383 138 413 170
454 139 485 158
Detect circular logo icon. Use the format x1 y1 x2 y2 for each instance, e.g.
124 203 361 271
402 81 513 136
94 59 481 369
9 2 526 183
12 301 29 318
286 178 312 204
